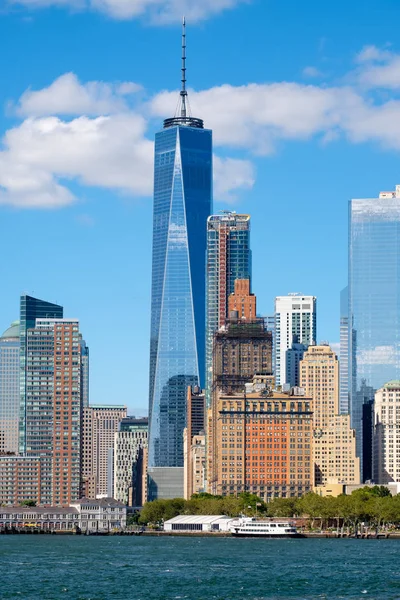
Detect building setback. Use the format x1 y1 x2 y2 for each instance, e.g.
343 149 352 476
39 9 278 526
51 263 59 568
373 381 400 484
300 345 360 486
207 376 313 499
274 294 316 388
0 321 20 454
184 386 206 499
82 404 127 499
148 22 212 500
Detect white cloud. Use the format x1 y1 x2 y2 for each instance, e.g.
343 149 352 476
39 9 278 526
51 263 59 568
7 0 246 22
302 66 322 79
353 45 400 89
16 73 140 117
355 45 392 64
358 346 400 366
213 156 255 202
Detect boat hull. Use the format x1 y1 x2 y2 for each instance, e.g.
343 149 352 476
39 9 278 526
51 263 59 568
231 532 304 538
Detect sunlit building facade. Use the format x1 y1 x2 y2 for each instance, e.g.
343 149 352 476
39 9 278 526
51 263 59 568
0 321 20 454
349 186 400 477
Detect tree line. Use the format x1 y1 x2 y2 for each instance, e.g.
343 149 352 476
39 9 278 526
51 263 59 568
132 487 400 533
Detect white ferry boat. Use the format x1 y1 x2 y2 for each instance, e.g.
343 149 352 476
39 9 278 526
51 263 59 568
230 517 303 538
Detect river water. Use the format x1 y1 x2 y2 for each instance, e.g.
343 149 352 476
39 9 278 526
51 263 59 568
0 536 399 599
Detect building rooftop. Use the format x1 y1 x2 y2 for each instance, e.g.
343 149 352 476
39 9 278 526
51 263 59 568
383 381 400 389
1 321 19 340
164 515 233 525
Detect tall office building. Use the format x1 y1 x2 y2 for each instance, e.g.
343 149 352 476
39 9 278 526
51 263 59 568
340 287 349 414
82 404 127 498
148 22 212 499
300 345 360 486
206 214 251 404
25 318 84 505
372 381 400 484
275 294 317 387
184 386 206 499
19 295 63 454
349 185 400 477
113 417 148 505
285 337 307 387
207 376 313 498
0 321 20 454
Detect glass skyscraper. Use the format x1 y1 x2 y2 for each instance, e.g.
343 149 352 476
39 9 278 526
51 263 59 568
148 22 213 499
0 321 20 454
349 185 400 477
205 213 251 404
19 295 63 454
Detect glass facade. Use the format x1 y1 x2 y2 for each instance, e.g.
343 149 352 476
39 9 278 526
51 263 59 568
148 123 212 484
19 295 63 454
0 322 20 454
349 189 400 475
205 214 251 405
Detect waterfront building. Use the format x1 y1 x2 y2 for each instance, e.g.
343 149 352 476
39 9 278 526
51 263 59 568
373 381 400 484
300 345 360 486
25 318 85 505
349 186 400 478
207 376 313 499
0 321 20 454
285 337 307 388
82 404 127 499
113 417 148 505
19 295 63 454
184 386 206 499
164 515 235 532
274 294 316 388
0 498 127 532
206 214 252 404
148 22 212 499
0 456 45 506
339 287 349 414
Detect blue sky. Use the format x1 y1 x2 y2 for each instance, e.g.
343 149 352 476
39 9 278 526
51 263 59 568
1 0 400 415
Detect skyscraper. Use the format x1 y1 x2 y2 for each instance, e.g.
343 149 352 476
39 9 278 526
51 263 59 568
148 21 212 499
0 321 20 454
372 381 400 484
349 185 400 477
206 213 251 404
25 318 84 505
274 294 317 387
19 294 63 454
339 287 349 414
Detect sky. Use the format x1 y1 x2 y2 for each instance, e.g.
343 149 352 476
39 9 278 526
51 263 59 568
1 0 400 415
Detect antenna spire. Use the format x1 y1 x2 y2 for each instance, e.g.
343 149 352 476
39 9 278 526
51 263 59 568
180 16 187 118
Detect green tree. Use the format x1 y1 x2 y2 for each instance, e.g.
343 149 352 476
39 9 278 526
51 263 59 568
20 500 36 507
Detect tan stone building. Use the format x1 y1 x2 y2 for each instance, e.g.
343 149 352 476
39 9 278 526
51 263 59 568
207 376 313 499
184 386 206 499
300 344 360 486
373 381 400 484
82 405 127 498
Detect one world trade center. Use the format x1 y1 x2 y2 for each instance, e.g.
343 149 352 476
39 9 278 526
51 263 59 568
147 20 213 499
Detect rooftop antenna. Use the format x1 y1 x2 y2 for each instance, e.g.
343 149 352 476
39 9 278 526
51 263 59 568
180 16 187 118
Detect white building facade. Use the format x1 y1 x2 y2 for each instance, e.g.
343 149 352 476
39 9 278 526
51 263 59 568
275 294 317 387
373 381 400 484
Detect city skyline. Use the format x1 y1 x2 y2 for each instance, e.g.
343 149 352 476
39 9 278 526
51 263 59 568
3 0 400 414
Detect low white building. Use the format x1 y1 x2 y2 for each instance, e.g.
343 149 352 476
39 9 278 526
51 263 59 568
0 498 127 532
164 515 235 532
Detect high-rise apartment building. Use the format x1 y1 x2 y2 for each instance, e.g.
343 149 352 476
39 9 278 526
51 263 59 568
113 417 148 505
373 381 400 484
82 404 127 499
148 23 212 499
0 456 46 505
0 321 20 454
228 279 256 320
300 345 360 486
275 294 316 388
339 287 349 414
349 186 400 478
19 295 63 454
25 318 84 505
207 376 313 499
206 214 251 404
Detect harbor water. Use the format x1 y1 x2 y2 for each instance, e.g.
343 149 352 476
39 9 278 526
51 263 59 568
0 536 399 599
